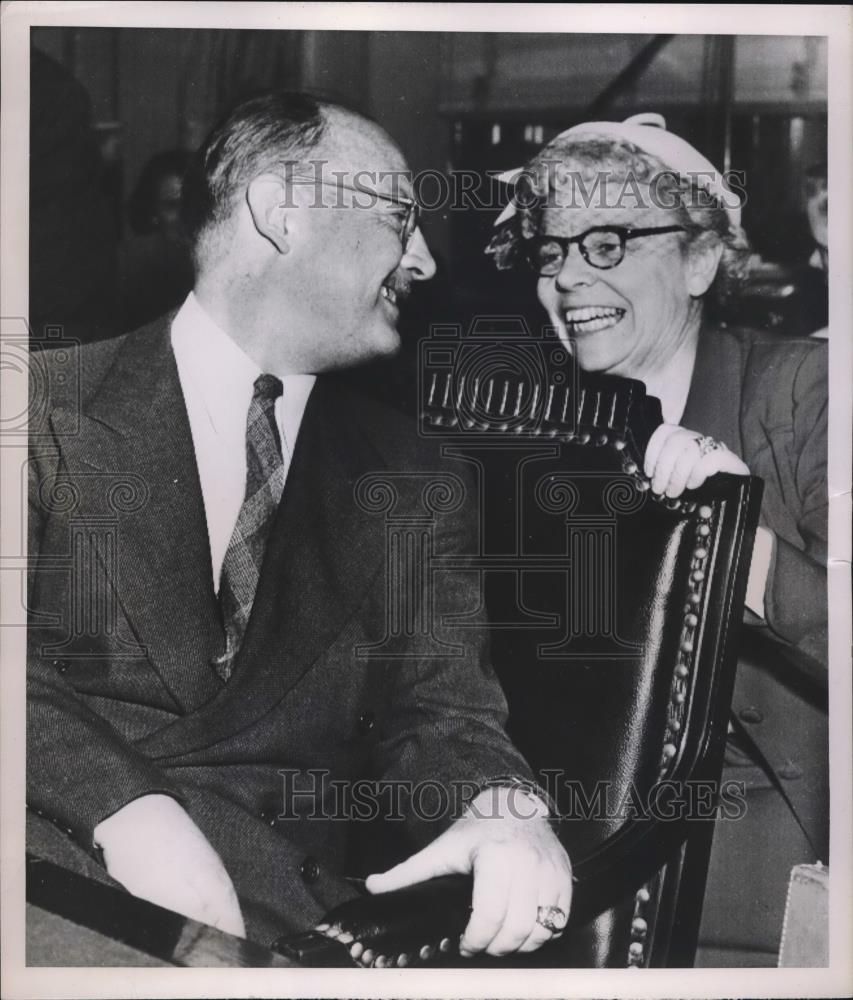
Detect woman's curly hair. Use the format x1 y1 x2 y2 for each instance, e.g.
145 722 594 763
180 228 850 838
486 134 751 311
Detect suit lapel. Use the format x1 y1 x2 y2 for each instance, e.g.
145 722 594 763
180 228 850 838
681 326 744 458
54 321 223 711
139 378 388 758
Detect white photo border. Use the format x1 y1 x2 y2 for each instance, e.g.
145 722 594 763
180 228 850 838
2 3 851 998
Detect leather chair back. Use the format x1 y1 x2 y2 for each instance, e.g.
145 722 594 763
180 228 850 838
421 363 763 967
315 362 762 970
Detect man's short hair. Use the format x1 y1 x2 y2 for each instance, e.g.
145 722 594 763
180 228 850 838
181 92 328 265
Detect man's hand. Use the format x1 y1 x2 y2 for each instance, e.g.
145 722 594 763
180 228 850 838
365 785 571 956
645 424 749 498
93 793 246 938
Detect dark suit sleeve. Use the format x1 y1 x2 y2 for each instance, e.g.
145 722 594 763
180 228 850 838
27 663 185 848
369 472 537 848
762 346 828 668
27 450 183 851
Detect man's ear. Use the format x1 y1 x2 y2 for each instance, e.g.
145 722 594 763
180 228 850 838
686 232 724 298
246 174 291 254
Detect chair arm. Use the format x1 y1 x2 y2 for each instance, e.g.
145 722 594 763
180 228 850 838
26 854 304 967
304 875 472 967
309 824 678 969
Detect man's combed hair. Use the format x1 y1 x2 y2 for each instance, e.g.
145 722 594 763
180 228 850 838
181 92 328 265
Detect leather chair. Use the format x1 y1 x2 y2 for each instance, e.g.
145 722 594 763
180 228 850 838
302 363 763 969
26 366 762 969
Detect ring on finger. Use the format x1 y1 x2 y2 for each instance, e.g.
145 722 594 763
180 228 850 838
535 905 568 934
695 435 722 458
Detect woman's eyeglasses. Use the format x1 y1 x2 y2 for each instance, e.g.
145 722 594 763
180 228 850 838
524 225 686 274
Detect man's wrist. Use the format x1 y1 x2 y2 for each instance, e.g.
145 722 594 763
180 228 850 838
464 777 557 822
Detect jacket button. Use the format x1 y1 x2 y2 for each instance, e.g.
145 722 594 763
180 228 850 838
357 710 376 736
51 658 71 674
738 707 763 724
778 761 803 781
300 856 320 884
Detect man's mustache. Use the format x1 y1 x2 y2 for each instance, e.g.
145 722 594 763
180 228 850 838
385 271 413 303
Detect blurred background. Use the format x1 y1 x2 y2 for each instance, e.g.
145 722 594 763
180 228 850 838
29 28 828 388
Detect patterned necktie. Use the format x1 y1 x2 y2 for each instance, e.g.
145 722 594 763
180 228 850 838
212 373 285 682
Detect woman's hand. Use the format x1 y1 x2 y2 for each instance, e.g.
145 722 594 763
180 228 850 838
644 424 749 498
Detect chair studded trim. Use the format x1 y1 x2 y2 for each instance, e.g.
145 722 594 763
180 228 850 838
627 882 654 968
656 502 716 781
419 367 704 511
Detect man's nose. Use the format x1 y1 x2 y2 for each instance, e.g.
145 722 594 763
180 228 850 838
401 228 437 282
554 244 595 292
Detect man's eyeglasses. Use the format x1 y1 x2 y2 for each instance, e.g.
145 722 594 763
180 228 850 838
287 175 420 249
524 225 686 275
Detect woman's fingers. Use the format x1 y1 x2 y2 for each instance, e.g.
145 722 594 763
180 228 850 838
646 426 700 495
644 423 681 478
645 426 749 498
685 447 750 490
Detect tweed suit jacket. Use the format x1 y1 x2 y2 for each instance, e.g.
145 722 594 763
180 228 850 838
681 323 828 855
26 316 534 945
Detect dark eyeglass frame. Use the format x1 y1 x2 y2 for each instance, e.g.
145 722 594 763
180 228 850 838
286 176 420 249
525 224 686 274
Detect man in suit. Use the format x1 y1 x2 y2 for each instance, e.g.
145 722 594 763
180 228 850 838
27 92 572 956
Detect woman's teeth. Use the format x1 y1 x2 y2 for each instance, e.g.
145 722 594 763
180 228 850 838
563 306 624 333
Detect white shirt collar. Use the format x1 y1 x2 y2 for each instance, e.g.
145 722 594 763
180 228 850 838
169 292 316 588
171 291 261 436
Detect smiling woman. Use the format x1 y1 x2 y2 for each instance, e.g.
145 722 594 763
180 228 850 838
486 114 829 966
487 115 751 414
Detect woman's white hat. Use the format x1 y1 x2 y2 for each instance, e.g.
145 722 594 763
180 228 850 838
494 112 742 228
